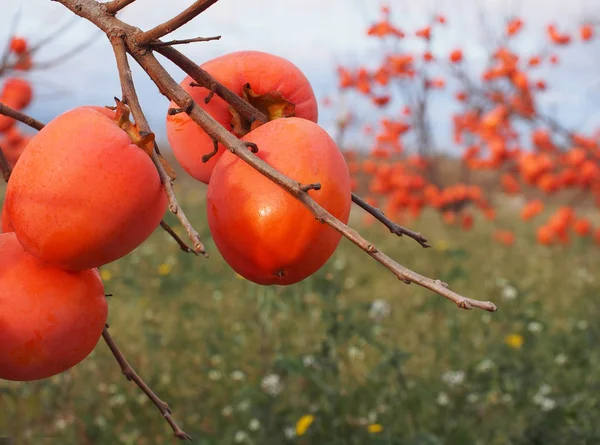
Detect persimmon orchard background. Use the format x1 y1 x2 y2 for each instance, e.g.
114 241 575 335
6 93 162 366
3 1 600 444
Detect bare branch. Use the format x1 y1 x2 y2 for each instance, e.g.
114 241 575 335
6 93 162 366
33 31 103 70
102 326 192 441
149 35 221 47
136 0 220 45
28 16 81 53
0 9 23 77
110 36 207 256
0 146 12 183
104 0 137 14
160 220 197 254
0 103 45 131
351 193 430 248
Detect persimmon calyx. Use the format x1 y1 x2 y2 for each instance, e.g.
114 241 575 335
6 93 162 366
229 83 296 137
113 99 155 156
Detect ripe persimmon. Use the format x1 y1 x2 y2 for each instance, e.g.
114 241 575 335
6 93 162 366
9 37 28 55
166 50 318 184
206 117 351 285
0 232 107 381
3 78 33 109
5 105 168 271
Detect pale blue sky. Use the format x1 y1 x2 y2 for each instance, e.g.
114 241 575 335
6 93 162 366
1 0 598 151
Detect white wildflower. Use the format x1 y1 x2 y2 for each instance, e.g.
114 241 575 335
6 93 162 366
303 355 315 367
261 374 283 396
208 370 222 381
234 431 249 443
348 346 365 361
436 392 450 406
231 370 246 382
528 321 543 333
475 358 495 373
369 299 391 321
441 370 465 387
502 285 518 300
554 353 567 365
248 419 260 431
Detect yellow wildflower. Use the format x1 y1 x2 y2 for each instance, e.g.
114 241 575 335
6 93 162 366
157 263 172 276
100 269 112 282
505 333 524 349
295 414 315 436
435 240 449 251
368 424 383 434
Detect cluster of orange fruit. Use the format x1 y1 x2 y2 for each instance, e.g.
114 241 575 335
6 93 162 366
328 6 599 247
0 50 352 381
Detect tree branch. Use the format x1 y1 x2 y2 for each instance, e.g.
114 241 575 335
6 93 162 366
0 103 45 131
0 146 12 183
110 35 207 256
104 0 137 14
136 0 220 45
351 193 430 248
102 326 192 441
155 45 268 123
149 35 221 47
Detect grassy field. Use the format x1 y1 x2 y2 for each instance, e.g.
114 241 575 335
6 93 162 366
2 183 600 445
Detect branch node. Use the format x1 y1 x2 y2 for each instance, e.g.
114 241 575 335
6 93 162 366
204 81 217 104
244 141 259 153
202 139 219 163
300 182 321 193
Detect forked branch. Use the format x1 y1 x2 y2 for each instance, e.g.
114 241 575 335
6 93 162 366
136 0 220 44
351 193 430 248
110 36 206 256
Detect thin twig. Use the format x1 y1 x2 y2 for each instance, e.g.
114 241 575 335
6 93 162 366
0 9 23 77
110 36 207 256
0 146 12 182
351 193 430 248
33 31 103 70
0 103 45 130
101 326 192 441
160 220 197 254
104 0 137 14
156 45 268 123
149 35 221 47
136 0 220 45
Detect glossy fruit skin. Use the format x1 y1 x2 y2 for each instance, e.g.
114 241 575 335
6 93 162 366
206 117 351 285
5 107 168 271
0 232 107 381
166 50 319 184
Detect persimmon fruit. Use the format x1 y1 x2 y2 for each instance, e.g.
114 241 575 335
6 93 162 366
3 78 33 109
206 117 351 285
4 105 168 271
9 37 28 55
166 50 319 184
0 232 107 381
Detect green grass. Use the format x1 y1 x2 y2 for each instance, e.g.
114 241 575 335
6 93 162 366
2 186 600 445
